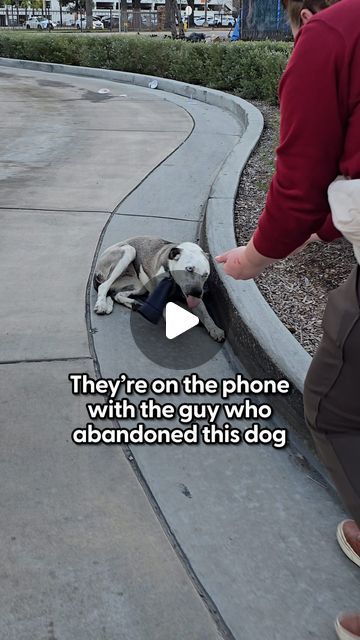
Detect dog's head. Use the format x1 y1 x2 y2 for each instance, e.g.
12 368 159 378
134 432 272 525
167 242 210 309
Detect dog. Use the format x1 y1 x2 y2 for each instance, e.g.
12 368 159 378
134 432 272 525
93 236 225 342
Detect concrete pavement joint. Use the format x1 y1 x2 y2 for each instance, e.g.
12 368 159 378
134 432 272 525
73 127 192 133
0 205 111 213
0 126 191 133
114 212 199 222
0 356 93 365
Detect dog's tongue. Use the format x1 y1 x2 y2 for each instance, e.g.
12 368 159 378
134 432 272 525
186 295 201 309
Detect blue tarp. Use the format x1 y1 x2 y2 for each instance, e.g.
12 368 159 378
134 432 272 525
230 14 241 40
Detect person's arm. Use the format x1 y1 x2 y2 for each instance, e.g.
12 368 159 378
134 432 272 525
253 19 345 259
215 233 321 279
217 20 346 279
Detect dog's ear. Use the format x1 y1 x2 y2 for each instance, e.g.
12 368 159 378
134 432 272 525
168 247 182 261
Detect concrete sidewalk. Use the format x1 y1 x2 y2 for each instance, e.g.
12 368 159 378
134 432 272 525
0 67 220 640
1 64 359 640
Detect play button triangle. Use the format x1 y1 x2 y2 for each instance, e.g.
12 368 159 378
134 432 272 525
165 302 199 340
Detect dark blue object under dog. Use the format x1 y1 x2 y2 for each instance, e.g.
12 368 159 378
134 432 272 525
137 278 175 324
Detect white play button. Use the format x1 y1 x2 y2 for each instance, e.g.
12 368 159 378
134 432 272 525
165 302 199 340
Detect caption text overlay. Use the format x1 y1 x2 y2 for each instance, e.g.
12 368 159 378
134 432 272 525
69 373 291 449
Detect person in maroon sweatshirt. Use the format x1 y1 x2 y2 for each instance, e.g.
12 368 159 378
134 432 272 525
216 0 360 636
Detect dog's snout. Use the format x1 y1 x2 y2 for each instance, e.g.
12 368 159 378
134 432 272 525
189 288 202 298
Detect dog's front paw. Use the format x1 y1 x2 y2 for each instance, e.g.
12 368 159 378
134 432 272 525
94 297 113 315
209 326 225 342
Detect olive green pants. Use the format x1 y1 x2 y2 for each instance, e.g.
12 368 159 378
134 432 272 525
304 266 360 526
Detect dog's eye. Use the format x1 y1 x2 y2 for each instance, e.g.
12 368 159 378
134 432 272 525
202 273 209 278
185 266 194 273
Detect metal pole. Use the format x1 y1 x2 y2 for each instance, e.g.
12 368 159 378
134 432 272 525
118 0 121 31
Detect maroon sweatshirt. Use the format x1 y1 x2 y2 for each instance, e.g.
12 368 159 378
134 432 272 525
252 0 360 259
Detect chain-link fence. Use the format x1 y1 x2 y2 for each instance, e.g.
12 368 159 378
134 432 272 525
0 8 159 31
240 0 291 39
0 2 291 38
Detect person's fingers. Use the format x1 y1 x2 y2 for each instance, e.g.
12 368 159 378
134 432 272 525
215 254 227 263
216 248 237 262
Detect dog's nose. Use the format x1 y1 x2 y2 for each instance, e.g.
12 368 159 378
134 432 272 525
189 288 202 298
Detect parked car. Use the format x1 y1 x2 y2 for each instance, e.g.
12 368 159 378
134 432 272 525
26 16 56 30
219 15 235 27
193 15 206 26
140 13 157 29
75 16 104 29
101 16 120 29
193 14 234 27
59 16 76 27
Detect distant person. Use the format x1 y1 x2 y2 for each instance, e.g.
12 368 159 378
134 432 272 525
229 14 241 40
216 0 360 635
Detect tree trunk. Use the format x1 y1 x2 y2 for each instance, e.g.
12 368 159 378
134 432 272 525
169 0 183 37
169 0 176 38
120 0 127 31
164 0 171 29
132 0 140 30
85 0 92 29
174 0 184 37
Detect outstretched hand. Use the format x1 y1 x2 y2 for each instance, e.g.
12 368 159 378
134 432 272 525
215 238 277 280
215 234 321 280
215 246 266 280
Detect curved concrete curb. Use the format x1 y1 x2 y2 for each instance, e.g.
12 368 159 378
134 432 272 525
202 119 313 443
0 56 315 457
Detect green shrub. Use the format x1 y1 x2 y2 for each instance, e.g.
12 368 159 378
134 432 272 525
0 33 292 104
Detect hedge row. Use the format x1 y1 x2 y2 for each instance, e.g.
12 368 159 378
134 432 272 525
0 33 292 104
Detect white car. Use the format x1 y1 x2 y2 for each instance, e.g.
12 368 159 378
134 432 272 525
26 16 56 30
75 16 104 29
60 16 76 27
193 14 234 27
218 15 235 27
